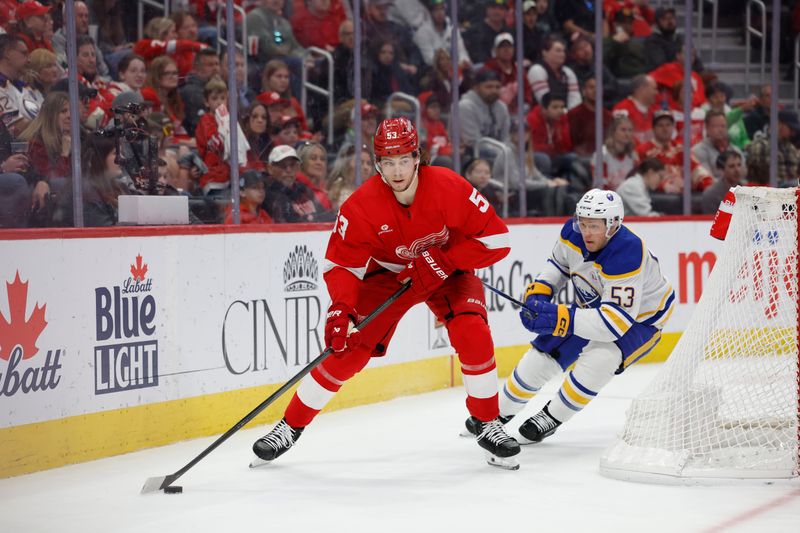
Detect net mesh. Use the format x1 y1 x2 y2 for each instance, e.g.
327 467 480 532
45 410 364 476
600 187 800 481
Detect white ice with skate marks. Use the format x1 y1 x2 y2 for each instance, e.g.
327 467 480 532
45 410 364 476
1 364 799 533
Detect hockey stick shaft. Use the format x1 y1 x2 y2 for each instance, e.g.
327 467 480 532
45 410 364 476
142 281 411 493
479 279 536 314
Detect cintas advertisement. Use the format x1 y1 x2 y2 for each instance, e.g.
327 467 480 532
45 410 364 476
0 219 722 437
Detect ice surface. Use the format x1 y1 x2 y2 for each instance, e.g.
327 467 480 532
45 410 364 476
1 364 798 533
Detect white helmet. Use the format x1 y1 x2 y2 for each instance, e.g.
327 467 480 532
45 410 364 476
574 189 624 238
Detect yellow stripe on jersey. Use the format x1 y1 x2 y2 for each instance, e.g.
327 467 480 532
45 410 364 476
637 285 673 320
592 239 646 280
507 378 537 400
562 378 591 406
623 331 663 368
601 305 631 334
559 236 583 255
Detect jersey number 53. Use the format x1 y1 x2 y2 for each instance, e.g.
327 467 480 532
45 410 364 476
334 213 349 239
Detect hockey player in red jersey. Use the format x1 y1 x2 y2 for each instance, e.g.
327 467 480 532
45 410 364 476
252 117 521 469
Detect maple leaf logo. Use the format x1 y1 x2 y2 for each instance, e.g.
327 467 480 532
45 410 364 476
0 271 48 361
131 254 148 281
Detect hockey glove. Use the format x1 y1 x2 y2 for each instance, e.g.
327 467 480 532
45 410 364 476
519 300 574 337
523 280 554 309
325 303 361 353
397 247 454 297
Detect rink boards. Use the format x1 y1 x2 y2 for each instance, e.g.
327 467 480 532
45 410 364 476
0 217 720 477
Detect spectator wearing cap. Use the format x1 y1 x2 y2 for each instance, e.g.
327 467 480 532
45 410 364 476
296 141 333 210
52 1 111 80
483 32 533 114
341 101 381 156
701 151 744 215
18 91 74 222
366 39 413 106
636 110 713 193
593 113 638 191
364 0 424 79
22 48 60 107
527 35 581 110
603 8 649 79
463 0 511 65
133 16 208 80
692 110 744 181
413 0 472 68
241 101 273 169
265 145 334 223
605 0 655 39
650 45 706 110
458 68 511 150
745 110 800 187
259 59 309 131
332 20 355 102
13 1 53 53
225 171 274 225
142 56 191 143
419 91 452 167
273 115 302 147
521 1 544 66
247 0 306 98
568 76 612 158
291 0 347 51
612 74 659 145
0 34 40 137
555 0 596 39
257 91 293 132
179 48 221 137
108 54 147 99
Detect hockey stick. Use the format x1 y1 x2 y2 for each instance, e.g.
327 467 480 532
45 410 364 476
479 279 536 315
141 281 411 494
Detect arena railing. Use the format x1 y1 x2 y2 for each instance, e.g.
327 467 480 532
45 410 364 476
301 47 335 147
696 0 719 69
137 0 169 41
216 4 248 84
745 0 767 95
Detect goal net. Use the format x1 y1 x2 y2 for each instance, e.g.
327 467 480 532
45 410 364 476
600 187 800 483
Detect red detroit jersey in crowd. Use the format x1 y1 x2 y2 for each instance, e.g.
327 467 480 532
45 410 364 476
324 165 511 308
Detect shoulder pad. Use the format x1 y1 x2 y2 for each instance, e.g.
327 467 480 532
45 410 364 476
595 226 644 278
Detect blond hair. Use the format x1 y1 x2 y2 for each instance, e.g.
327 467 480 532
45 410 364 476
19 91 70 159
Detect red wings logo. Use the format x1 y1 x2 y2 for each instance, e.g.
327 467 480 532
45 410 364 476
0 272 48 361
131 254 148 281
395 226 450 260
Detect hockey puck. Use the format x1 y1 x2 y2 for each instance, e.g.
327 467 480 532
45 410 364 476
163 486 183 494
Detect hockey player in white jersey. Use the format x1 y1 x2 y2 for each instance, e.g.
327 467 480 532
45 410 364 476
466 189 675 443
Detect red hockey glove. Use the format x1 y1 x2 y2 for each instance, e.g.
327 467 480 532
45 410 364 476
325 303 360 353
397 247 455 297
710 187 736 241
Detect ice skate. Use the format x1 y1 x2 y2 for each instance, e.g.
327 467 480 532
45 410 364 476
460 413 514 437
475 418 521 470
517 404 561 444
250 418 304 468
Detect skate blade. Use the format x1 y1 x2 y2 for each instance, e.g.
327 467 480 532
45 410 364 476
459 427 476 438
249 456 272 469
485 451 520 470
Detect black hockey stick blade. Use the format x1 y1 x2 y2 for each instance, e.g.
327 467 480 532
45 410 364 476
479 279 536 315
141 281 411 494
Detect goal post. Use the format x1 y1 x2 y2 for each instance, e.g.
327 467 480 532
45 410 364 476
600 187 800 484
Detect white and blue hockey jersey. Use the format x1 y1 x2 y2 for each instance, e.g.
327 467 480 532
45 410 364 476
536 220 675 343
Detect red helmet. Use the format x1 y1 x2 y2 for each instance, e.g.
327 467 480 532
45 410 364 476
373 117 419 157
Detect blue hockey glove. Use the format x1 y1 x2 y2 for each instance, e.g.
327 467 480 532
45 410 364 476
519 300 574 337
522 281 553 309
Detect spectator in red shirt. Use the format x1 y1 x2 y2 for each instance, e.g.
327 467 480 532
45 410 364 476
108 54 148 98
13 1 53 53
134 17 207 79
528 91 575 180
291 0 346 51
650 45 706 110
568 76 612 157
612 74 658 145
195 76 234 194
483 32 533 114
225 170 274 225
636 109 713 193
420 91 453 167
142 56 190 142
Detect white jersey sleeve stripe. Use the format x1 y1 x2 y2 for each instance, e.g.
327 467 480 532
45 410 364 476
476 232 510 249
323 258 368 279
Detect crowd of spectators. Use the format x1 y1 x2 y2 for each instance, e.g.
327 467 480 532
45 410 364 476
1 0 800 228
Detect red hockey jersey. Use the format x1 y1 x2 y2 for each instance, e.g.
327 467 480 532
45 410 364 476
324 165 511 308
